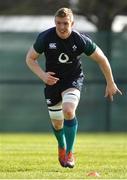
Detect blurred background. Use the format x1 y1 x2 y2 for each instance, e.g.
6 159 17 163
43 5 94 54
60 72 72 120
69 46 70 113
0 0 127 132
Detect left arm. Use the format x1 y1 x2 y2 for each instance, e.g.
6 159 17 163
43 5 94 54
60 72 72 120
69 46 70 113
89 46 122 101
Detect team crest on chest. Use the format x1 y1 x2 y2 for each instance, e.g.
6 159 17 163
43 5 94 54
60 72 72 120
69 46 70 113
72 45 77 51
49 43 57 49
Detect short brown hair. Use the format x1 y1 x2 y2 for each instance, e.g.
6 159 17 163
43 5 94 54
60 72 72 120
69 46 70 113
55 7 74 21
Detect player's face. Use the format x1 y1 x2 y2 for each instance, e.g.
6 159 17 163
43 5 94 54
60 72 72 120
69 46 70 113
55 16 74 39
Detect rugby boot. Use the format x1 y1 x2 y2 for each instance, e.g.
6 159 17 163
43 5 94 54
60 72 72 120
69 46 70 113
66 151 75 168
58 147 66 167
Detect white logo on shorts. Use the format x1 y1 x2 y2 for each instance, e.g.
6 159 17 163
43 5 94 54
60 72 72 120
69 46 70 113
46 99 52 105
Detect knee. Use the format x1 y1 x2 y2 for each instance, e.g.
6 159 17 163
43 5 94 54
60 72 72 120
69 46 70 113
52 120 63 130
63 107 75 120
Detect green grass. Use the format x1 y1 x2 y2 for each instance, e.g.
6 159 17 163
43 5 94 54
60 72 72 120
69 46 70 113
0 133 127 179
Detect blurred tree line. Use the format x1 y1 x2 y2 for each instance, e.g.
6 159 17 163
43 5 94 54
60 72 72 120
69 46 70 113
0 0 127 31
78 0 127 31
0 0 69 15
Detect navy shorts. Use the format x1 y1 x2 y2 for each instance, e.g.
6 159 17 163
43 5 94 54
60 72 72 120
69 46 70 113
44 73 84 107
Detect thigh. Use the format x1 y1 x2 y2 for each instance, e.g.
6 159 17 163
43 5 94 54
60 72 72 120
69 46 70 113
62 88 80 110
44 84 62 107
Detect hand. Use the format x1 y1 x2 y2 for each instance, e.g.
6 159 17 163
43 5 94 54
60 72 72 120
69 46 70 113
42 72 59 85
104 82 122 101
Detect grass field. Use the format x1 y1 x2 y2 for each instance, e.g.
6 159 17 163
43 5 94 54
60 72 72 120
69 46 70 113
0 133 127 179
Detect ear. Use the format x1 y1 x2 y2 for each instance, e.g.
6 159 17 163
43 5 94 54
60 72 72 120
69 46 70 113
71 21 74 27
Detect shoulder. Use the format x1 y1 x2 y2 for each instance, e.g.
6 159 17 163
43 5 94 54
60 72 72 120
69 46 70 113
36 27 56 41
72 30 86 38
71 30 82 38
72 30 92 42
33 27 55 54
72 30 96 55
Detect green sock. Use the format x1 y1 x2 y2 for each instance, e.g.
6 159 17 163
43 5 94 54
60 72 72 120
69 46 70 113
64 117 78 153
52 126 66 149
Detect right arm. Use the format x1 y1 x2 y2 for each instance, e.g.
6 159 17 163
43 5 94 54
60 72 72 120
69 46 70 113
26 46 59 85
89 46 122 101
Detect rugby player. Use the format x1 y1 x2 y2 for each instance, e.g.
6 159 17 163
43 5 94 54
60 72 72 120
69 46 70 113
26 7 122 168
